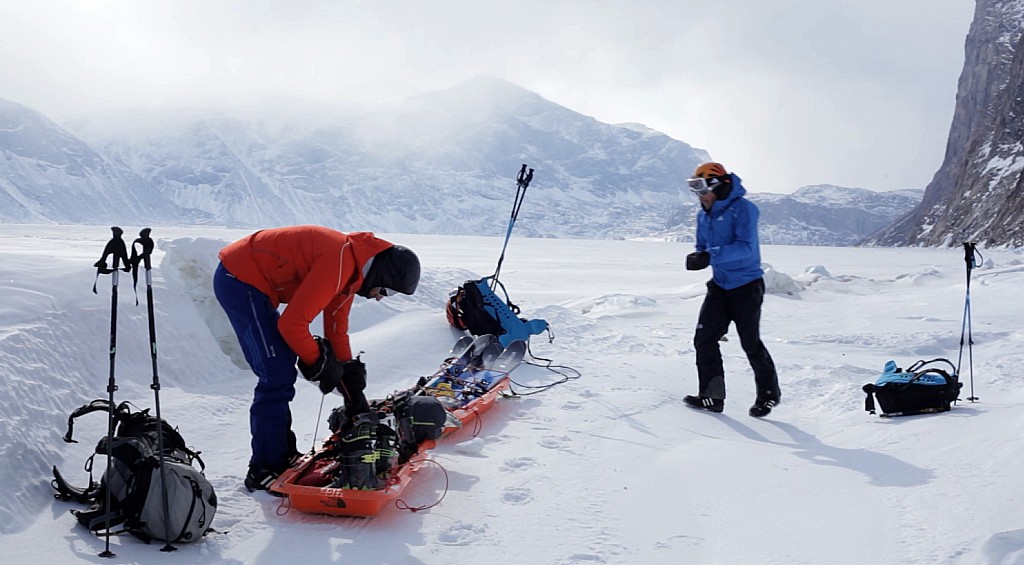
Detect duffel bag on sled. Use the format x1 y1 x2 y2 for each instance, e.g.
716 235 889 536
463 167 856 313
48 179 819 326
862 358 962 417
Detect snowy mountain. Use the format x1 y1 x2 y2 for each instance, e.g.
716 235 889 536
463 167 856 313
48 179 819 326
72 77 712 239
657 184 923 246
2 78 920 243
0 99 194 224
866 0 1024 247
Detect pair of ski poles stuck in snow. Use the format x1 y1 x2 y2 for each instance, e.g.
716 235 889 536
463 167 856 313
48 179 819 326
91 226 176 557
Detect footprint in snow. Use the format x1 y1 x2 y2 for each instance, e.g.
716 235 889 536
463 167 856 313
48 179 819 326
501 486 533 505
485 433 518 445
561 400 584 411
653 534 704 550
556 553 607 564
437 521 488 546
538 434 574 451
500 456 538 471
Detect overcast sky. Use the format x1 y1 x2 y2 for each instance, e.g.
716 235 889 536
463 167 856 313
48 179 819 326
0 1 975 193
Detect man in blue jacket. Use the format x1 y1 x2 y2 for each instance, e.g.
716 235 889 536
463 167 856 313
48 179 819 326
683 162 781 417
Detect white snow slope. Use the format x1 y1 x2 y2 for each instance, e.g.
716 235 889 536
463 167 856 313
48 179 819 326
1 224 1023 565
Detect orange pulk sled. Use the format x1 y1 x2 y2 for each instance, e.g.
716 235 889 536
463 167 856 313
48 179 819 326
269 335 525 517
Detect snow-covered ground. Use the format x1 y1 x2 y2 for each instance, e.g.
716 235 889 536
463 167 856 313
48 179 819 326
1 224 1023 564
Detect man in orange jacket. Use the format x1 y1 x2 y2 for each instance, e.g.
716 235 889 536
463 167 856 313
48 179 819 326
213 225 420 491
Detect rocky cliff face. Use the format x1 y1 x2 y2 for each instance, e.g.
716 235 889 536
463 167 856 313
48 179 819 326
866 0 1024 247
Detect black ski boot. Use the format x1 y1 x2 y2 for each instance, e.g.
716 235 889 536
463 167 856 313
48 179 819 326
245 463 281 492
285 429 303 466
748 398 778 418
334 412 380 490
683 395 724 413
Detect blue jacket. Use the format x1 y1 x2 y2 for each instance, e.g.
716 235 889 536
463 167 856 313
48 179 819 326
694 174 764 290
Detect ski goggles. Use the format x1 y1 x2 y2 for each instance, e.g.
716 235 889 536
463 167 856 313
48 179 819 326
687 177 714 195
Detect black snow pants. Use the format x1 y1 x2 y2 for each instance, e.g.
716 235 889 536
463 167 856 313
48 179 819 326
694 277 780 402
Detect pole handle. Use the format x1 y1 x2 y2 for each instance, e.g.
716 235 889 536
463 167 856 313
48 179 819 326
133 227 154 271
517 163 534 189
493 164 535 285
963 242 976 270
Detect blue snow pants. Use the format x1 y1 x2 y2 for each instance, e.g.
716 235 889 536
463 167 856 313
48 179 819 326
213 262 298 471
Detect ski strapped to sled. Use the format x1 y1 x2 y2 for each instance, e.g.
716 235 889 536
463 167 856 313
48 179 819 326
269 336 527 516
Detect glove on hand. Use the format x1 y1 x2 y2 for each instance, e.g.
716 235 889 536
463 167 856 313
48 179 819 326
339 358 367 394
298 336 342 395
686 251 710 271
336 357 369 417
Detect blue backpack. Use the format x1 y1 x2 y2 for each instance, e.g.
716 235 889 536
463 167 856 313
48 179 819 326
862 358 962 417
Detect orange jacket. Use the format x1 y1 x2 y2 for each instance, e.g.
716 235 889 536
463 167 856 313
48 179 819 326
218 226 393 365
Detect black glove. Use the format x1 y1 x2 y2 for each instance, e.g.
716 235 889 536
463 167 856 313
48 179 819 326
686 251 710 271
339 358 367 394
298 336 342 395
337 357 369 416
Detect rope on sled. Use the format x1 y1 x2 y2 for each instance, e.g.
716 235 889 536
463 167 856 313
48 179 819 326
395 459 450 513
501 343 581 397
468 406 486 437
275 493 292 516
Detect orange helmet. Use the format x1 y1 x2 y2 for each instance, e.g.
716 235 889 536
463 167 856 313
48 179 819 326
693 162 728 179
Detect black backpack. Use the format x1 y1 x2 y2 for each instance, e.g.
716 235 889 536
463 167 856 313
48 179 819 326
862 359 963 417
446 277 549 346
446 279 507 337
52 399 218 544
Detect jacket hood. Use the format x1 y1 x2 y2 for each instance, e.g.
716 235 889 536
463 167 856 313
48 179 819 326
711 173 747 211
357 244 421 297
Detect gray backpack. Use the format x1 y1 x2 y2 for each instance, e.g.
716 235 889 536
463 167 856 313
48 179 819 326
52 400 217 544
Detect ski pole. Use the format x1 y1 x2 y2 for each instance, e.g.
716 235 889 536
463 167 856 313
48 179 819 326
491 164 533 290
131 228 178 551
312 394 327 453
957 242 981 402
91 226 130 559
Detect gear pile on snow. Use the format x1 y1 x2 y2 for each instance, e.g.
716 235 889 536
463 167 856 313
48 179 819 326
860 244 980 418
53 227 216 556
52 400 217 543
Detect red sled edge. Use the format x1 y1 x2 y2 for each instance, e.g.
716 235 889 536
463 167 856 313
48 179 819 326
268 375 511 516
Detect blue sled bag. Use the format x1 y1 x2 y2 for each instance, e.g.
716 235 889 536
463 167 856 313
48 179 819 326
862 358 962 417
